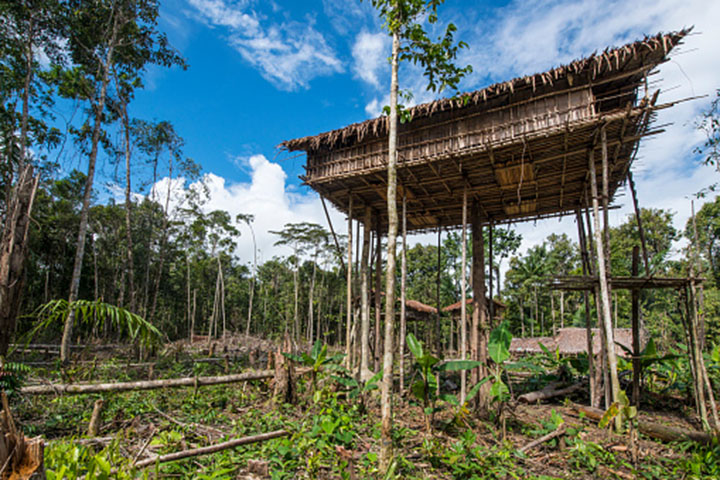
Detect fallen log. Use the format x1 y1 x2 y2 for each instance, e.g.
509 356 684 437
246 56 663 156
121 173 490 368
132 430 287 468
573 404 716 444
21 370 274 395
518 382 584 404
518 424 566 453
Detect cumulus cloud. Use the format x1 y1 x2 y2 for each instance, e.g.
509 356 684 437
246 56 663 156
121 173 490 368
152 154 346 266
188 0 343 90
352 31 388 88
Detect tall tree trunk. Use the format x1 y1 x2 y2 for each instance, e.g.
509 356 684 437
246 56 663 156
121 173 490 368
119 99 136 312
0 166 38 356
61 15 119 363
149 155 174 322
18 14 35 173
308 252 318 342
246 223 257 336
379 31 398 472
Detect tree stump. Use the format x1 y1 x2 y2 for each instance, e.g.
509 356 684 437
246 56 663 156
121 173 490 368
273 334 295 404
1 393 45 479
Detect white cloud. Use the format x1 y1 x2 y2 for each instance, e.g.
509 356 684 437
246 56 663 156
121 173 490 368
153 154 346 265
352 31 388 88
187 0 343 90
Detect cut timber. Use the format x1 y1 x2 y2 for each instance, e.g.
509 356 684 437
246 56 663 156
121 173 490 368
21 370 274 395
130 430 287 469
273 334 295 404
518 382 583 404
574 405 717 444
87 399 104 437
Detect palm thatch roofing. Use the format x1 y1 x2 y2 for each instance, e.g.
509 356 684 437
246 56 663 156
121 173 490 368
509 327 646 356
442 297 506 314
281 30 688 232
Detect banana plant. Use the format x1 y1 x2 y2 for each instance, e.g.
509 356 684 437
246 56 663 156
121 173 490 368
406 333 482 433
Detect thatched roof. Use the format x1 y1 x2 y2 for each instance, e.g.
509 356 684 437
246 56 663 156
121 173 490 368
509 328 646 356
281 30 689 232
406 299 438 314
442 297 506 313
281 30 688 153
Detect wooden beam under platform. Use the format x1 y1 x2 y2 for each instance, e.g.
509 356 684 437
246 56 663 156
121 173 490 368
548 275 704 291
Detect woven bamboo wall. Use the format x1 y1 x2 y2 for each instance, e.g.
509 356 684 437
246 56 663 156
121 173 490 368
306 89 595 184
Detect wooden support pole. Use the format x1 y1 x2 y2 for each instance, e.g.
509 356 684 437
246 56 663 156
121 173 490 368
374 220 382 372
360 207 372 381
627 171 650 276
345 196 353 369
399 194 407 393
687 284 709 430
436 226 442 355
489 221 495 323
460 187 468 405
471 203 490 411
631 246 641 407
690 200 706 349
589 140 621 429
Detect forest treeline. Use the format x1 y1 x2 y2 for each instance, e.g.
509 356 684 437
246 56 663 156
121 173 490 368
2 0 719 358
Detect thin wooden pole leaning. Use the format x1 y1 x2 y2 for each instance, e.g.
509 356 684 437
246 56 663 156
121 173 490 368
575 208 596 407
345 196 353 369
460 186 468 405
320 195 345 272
589 139 621 430
399 194 407 393
627 171 650 276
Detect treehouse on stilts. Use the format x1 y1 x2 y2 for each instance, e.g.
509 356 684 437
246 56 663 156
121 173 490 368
281 30 716 424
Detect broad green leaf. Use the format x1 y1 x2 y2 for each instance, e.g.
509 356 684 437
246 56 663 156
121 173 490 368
411 380 427 402
599 402 620 429
417 353 440 370
489 379 509 400
406 333 423 359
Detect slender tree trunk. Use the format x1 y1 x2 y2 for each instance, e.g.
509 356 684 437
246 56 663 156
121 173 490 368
293 246 299 341
18 15 35 173
560 291 564 329
117 97 136 312
576 207 596 406
61 14 119 363
379 31 398 472
246 223 257 336
360 208 372 380
399 194 407 392
308 251 318 342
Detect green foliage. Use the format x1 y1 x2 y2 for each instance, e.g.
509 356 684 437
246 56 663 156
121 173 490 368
0 359 30 396
284 340 344 392
19 299 162 352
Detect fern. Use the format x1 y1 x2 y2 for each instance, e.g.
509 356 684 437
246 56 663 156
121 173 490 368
0 358 31 396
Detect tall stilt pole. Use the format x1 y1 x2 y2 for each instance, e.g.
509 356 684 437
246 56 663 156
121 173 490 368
360 207 372 381
374 219 382 372
590 138 621 430
576 208 596 406
631 246 641 407
436 227 442 354
627 171 650 276
471 203 490 412
460 187 468 405
346 196 353 369
489 221 494 323
399 194 407 392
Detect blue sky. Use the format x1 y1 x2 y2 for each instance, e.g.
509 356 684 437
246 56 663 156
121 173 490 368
123 0 720 268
